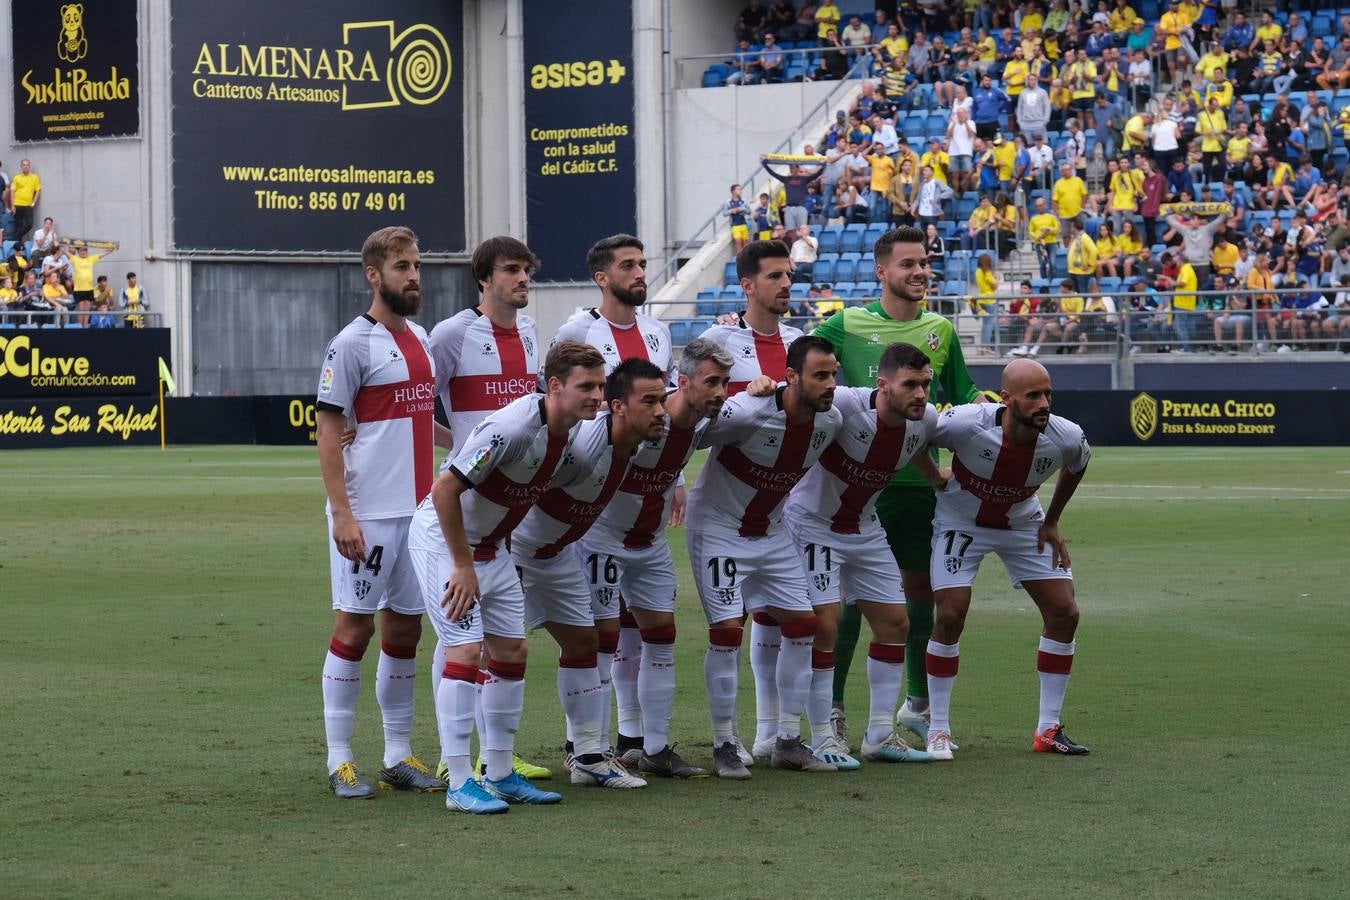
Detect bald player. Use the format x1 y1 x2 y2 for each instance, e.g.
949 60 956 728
923 359 1092 759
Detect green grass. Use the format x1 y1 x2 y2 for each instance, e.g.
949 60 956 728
4 446 1349 898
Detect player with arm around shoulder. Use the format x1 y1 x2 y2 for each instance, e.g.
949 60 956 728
315 226 447 799
922 358 1091 760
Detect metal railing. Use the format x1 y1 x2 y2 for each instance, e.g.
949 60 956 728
675 42 882 89
652 52 875 292
0 308 164 328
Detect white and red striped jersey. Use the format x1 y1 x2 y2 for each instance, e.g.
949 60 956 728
931 403 1091 530
591 399 714 550
550 307 675 380
316 314 436 520
688 387 842 538
785 389 938 535
512 413 633 560
698 315 803 395
427 308 539 457
442 394 576 560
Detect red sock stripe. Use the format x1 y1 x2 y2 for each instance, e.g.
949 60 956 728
709 626 744 648
328 638 364 662
811 649 836 670
559 654 599 669
475 669 489 686
597 633 621 655
486 658 526 680
751 612 778 626
380 641 417 660
868 641 906 663
779 615 819 640
640 624 677 645
926 652 960 678
618 607 639 629
1037 651 1074 675
442 662 478 683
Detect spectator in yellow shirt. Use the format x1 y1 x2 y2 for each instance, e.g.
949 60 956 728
1252 12 1282 51
1066 219 1098 293
1158 0 1187 82
1196 97 1227 181
1226 121 1252 170
1171 261 1200 351
1116 220 1143 277
1210 237 1239 279
815 2 842 40
0 276 17 309
1028 196 1061 281
1109 0 1140 35
1094 220 1122 279
972 252 1000 353
69 240 117 320
1052 163 1088 238
1197 49 1230 83
5 158 42 243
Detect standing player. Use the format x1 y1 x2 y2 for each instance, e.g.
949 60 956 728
426 236 551 784
699 239 804 762
923 359 1091 759
551 234 674 763
512 359 669 788
783 342 943 767
580 339 735 779
316 226 448 799
687 335 843 778
811 226 984 748
409 341 607 811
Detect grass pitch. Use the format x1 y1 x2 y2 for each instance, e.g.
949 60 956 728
4 445 1348 898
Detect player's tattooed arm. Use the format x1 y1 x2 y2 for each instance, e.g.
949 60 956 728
1038 464 1087 571
317 410 366 562
430 473 480 619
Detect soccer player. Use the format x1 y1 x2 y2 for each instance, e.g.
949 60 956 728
923 358 1091 759
408 340 607 811
425 236 551 784
316 226 448 799
551 234 674 763
687 335 843 778
581 339 735 779
699 239 804 762
512 359 670 788
783 342 944 767
812 225 984 749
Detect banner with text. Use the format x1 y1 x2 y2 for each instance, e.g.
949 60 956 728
11 0 140 141
0 327 169 397
170 0 464 253
1053 390 1350 446
523 0 636 282
0 395 161 447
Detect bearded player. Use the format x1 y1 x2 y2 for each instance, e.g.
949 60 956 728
550 234 675 762
316 226 449 798
427 236 551 784
811 226 984 749
783 342 945 768
923 358 1091 759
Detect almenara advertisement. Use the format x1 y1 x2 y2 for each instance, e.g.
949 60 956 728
11 0 140 141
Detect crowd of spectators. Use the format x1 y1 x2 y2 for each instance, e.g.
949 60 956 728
1 158 145 328
717 1 1350 353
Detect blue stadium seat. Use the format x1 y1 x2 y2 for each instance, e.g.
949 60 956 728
903 113 928 139
719 285 745 299
696 302 719 316
840 224 867 253
790 283 811 298
724 261 738 285
64 322 83 329
1 240 13 258
833 282 858 297
834 257 859 282
0 322 16 329
697 287 718 300
862 225 886 249
947 250 972 280
669 320 694 345
24 241 35 258
937 220 956 239
41 322 60 329
702 65 728 88
1099 276 1123 295
818 225 843 254
856 281 880 297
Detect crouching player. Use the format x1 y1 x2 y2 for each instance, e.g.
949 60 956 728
924 358 1091 759
783 342 944 767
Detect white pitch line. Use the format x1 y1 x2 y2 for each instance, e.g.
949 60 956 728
1085 483 1350 494
1078 495 1343 502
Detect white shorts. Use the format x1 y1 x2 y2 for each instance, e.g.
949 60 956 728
407 543 485 647
578 535 678 615
515 545 598 632
788 518 905 607
928 520 1073 592
686 526 811 623
327 515 422 616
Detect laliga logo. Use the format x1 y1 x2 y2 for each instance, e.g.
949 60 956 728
58 3 88 63
342 20 452 110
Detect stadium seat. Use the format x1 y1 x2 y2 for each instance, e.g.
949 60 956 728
834 255 860 282
814 253 839 283
696 301 719 316
0 322 16 329
833 282 857 297
702 68 727 88
668 320 693 345
40 323 60 329
1 240 13 258
790 283 810 298
1099 276 1123 295
818 225 843 254
862 225 886 248
937 220 956 239
696 287 718 300
64 322 83 329
24 241 35 258
903 113 928 139
724 261 738 285
856 281 880 297
718 285 745 300
840 224 867 252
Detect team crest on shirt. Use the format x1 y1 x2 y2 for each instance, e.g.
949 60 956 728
594 587 616 608
320 367 334 394
926 331 940 351
645 333 661 352
905 433 922 454
1034 457 1052 475
523 335 534 356
353 579 373 600
812 573 831 591
944 558 962 574
811 430 829 450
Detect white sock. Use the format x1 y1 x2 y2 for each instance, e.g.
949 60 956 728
749 619 781 743
436 661 477 789
865 643 906 744
558 657 605 757
376 645 417 768
474 669 487 759
926 640 960 735
480 662 525 781
639 631 677 756
807 650 836 748
613 626 643 739
1037 636 1076 733
431 640 446 730
322 640 363 773
705 629 742 744
596 646 616 754
775 620 817 740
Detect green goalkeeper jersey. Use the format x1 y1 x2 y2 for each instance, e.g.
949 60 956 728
812 302 981 488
